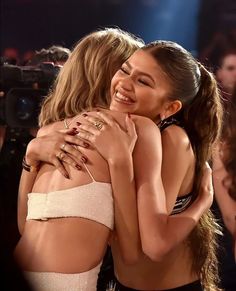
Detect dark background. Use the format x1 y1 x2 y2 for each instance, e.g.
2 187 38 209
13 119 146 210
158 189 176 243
1 0 236 60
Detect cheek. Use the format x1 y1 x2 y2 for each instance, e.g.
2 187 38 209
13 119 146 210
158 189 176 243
110 77 117 95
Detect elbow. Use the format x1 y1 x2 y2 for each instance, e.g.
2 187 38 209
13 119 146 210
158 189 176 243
121 250 141 265
141 239 171 262
120 245 142 265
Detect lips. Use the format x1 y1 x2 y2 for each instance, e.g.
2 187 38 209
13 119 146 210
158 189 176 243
114 91 135 105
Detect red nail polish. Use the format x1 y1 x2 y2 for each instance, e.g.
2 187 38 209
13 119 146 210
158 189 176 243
76 165 82 171
81 156 87 163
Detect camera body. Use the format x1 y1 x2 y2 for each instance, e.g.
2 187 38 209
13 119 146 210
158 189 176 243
0 62 60 128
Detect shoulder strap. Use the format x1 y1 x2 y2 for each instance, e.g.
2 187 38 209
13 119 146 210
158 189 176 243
83 163 96 182
158 117 181 132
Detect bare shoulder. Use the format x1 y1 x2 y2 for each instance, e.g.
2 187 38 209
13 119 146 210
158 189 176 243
162 124 191 150
105 110 159 133
37 121 62 137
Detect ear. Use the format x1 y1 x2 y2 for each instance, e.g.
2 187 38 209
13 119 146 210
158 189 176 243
163 100 182 119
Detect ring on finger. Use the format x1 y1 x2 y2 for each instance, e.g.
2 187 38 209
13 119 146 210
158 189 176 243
93 120 105 130
56 151 65 161
60 143 66 151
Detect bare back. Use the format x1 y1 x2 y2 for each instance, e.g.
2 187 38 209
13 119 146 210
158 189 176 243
15 110 128 274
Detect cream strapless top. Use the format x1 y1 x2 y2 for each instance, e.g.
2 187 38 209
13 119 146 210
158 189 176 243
26 165 114 230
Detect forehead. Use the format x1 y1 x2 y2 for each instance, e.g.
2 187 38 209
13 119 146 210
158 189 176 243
127 49 168 80
222 54 236 67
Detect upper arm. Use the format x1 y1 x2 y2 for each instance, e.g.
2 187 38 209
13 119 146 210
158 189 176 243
161 126 194 213
212 145 236 235
133 117 166 214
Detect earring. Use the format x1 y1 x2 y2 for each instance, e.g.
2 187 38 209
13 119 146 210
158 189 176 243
157 115 167 130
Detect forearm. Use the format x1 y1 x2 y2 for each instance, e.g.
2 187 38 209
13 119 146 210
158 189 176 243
109 155 141 264
18 169 37 234
138 193 206 261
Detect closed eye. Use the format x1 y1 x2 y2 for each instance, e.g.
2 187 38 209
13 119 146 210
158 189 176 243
138 79 151 86
120 67 129 74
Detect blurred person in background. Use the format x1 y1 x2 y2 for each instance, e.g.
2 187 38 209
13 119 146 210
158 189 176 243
216 50 236 98
212 85 236 291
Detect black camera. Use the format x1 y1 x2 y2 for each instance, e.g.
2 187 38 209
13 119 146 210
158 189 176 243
0 62 60 128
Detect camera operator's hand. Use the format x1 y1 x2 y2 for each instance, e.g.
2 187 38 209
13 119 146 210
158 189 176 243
25 128 89 178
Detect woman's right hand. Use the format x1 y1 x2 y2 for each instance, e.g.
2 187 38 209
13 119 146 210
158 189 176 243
25 128 90 178
197 162 214 212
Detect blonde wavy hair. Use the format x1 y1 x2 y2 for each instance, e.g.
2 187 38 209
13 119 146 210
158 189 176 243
39 27 144 126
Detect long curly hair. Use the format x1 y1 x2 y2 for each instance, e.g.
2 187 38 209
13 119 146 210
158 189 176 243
221 86 236 200
39 27 144 127
143 41 223 290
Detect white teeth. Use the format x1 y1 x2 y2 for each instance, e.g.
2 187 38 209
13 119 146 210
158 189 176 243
116 91 133 102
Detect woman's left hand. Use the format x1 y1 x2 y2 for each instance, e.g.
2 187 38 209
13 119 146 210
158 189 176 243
77 111 137 164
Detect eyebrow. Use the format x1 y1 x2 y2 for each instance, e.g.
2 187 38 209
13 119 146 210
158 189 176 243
125 60 156 83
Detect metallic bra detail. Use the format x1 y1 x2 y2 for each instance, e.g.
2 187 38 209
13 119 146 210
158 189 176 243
171 192 193 215
26 181 114 230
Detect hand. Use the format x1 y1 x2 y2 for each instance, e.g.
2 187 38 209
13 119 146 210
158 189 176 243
197 162 214 211
25 128 90 178
76 111 137 164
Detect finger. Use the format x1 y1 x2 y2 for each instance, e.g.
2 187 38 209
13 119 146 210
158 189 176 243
201 163 213 193
52 157 70 179
96 111 116 127
77 122 100 135
204 161 212 170
60 153 83 170
125 114 137 138
60 143 88 164
77 130 94 143
64 134 90 148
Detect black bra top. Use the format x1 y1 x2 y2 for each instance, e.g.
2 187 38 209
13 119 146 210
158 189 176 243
158 117 194 215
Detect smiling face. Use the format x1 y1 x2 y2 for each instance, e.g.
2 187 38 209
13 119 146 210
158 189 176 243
109 49 173 122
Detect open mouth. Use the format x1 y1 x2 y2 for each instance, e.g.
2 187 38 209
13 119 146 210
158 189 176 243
114 91 135 104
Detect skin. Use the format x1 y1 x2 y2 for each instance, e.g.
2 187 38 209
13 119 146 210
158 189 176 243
76 50 209 289
216 54 236 94
16 49 213 289
212 142 236 261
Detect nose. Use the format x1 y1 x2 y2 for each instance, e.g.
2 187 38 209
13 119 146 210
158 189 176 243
119 75 133 91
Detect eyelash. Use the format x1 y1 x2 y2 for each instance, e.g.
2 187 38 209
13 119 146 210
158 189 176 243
120 67 151 86
139 79 149 86
120 67 129 74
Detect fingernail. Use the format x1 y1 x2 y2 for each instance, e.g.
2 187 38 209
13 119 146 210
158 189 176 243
83 142 89 148
76 122 81 126
81 156 87 163
82 113 88 117
76 165 82 171
72 127 77 130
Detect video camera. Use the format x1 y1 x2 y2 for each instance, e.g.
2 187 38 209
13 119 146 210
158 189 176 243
0 62 60 128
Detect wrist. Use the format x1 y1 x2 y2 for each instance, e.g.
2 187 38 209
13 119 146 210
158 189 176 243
108 153 133 167
25 139 41 167
22 155 40 172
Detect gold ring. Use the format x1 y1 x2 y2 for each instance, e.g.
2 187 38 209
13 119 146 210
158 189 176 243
60 143 66 150
56 151 65 160
94 120 104 130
